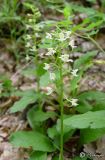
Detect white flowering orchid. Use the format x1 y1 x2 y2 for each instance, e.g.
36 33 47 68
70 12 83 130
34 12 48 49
26 34 31 40
46 87 53 95
46 33 52 39
27 13 32 17
28 18 33 23
58 32 66 41
65 31 71 39
46 48 56 56
43 63 50 70
70 98 78 106
71 69 78 77
69 39 77 49
59 54 73 63
25 55 30 61
58 31 71 41
50 72 56 81
26 24 31 29
25 42 31 48
30 46 36 52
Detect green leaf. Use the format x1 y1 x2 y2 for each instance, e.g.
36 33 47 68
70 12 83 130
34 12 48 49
47 125 59 139
22 64 45 77
29 151 47 160
74 51 97 69
27 108 57 128
71 51 97 93
40 72 50 87
23 2 41 18
48 124 75 149
80 128 105 144
52 156 59 160
72 18 90 32
84 20 103 31
56 118 74 135
63 6 72 19
76 100 93 113
47 125 60 149
87 29 99 36
21 67 36 77
86 0 97 4
10 131 55 152
93 102 105 111
78 91 105 102
2 79 12 90
46 0 64 4
70 70 83 92
73 156 88 160
63 110 105 129
11 90 39 113
70 3 97 16
36 64 46 76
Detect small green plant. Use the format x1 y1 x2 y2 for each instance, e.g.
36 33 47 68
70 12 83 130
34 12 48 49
9 2 105 160
0 0 21 36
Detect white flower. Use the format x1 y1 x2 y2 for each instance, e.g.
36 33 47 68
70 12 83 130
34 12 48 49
65 31 71 38
43 63 50 70
26 55 30 61
46 87 53 95
26 24 31 29
46 48 56 56
70 98 78 106
35 33 39 37
59 54 73 63
50 72 56 81
26 34 31 40
25 42 31 48
69 39 77 49
27 13 32 17
28 18 33 23
30 46 36 52
46 33 52 39
58 31 71 41
71 69 78 77
58 32 66 41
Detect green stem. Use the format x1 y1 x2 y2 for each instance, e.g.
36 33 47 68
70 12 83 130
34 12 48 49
35 56 42 110
74 32 105 54
59 61 64 160
34 37 42 109
87 35 105 54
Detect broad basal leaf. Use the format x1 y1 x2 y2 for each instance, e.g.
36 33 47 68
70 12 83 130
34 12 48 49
40 72 50 87
47 125 59 139
29 151 47 160
63 110 105 129
80 128 105 144
11 90 40 113
76 100 93 113
72 156 87 160
10 131 55 152
27 108 57 128
52 156 59 160
78 91 105 103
